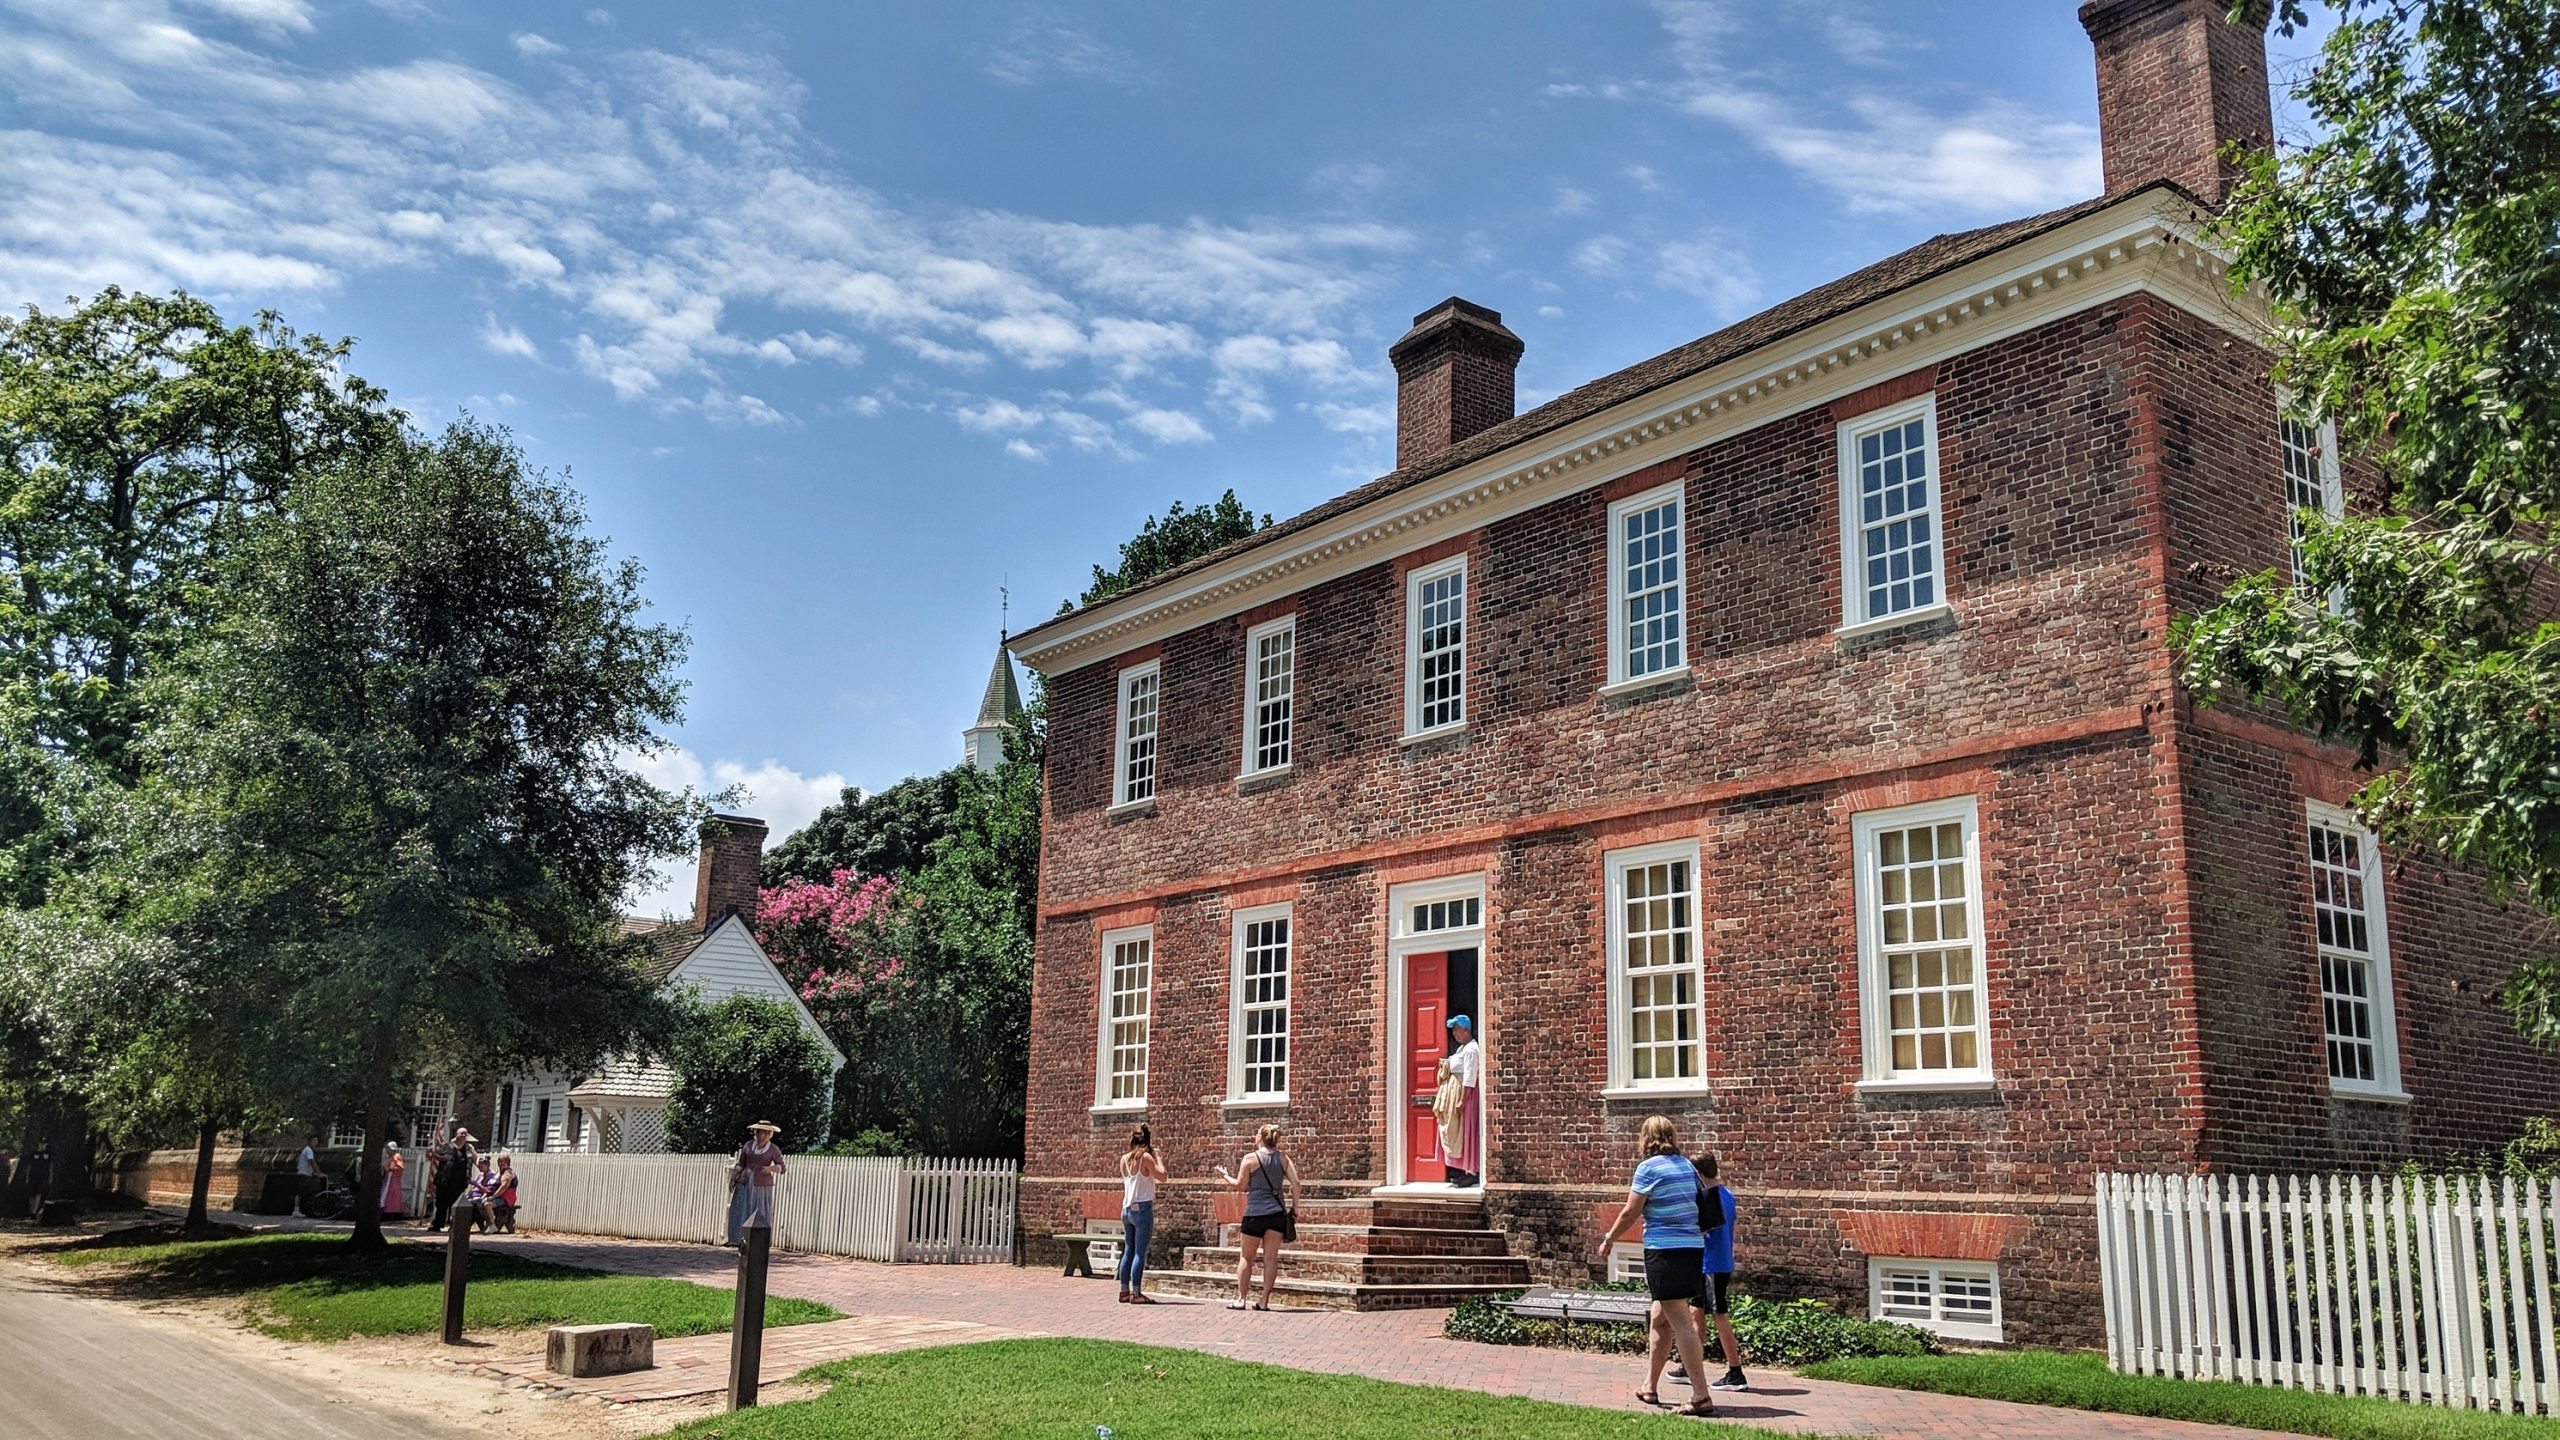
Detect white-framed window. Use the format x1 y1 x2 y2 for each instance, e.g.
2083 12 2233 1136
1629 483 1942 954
1094 925 1153 1109
1853 798 1989 1086
1227 904 1292 1102
1113 661 1161 809
2307 801 2403 1097
328 1120 366 1150
411 1079 454 1147
1408 892 1481 936
1403 555 1467 736
1241 617 1295 776
1836 395 1945 631
2280 409 2345 598
1870 1258 2003 1342
1607 482 1686 686
1608 1242 1646 1284
1605 840 1706 1093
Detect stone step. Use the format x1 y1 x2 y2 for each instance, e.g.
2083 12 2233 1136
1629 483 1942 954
1243 1223 1513 1257
1138 1268 1525 1312
1290 1196 1487 1230
1178 1245 1531 1288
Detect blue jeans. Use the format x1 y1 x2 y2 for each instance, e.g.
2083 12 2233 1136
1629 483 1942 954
1117 1202 1154 1291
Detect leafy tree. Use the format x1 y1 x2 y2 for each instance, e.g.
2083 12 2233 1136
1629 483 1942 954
0 288 395 1188
662 994 834 1154
1070 489 1268 610
2177 0 2560 1046
762 769 966 887
144 420 699 1243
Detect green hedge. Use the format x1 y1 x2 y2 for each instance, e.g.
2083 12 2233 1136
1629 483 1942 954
1445 1282 1938 1366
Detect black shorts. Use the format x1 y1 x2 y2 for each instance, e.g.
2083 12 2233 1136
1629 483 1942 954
1239 1211 1295 1241
1642 1247 1704 1304
1701 1271 1734 1315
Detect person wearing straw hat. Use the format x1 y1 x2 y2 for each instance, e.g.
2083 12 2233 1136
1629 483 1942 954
728 1120 787 1244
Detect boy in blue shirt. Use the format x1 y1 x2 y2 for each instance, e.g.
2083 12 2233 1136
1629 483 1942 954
1692 1152 1748 1392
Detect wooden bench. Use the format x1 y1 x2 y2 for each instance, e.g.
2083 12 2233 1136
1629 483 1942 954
1504 1285 1653 1326
1051 1231 1117 1278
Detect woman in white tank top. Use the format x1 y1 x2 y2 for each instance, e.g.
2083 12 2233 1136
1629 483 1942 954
1117 1124 1166 1303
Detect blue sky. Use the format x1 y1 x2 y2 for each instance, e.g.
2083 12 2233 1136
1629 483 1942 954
0 1 2327 909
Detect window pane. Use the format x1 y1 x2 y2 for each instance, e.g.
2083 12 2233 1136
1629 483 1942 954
1414 569 1466 730
1869 815 1983 1077
2310 820 2386 1085
1618 495 1685 679
1854 412 1939 621
1120 671 1159 804
1237 915 1291 1096
1617 855 1702 1086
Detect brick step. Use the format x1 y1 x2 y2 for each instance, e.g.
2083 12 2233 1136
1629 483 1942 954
1237 1223 1513 1257
1138 1268 1525 1312
1290 1196 1487 1230
1178 1245 1531 1288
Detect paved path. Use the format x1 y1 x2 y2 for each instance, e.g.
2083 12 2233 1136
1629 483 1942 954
453 1230 2293 1440
0 1269 478 1440
471 1312 1032 1401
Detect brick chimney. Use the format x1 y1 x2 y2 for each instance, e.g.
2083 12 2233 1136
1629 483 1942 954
1389 297 1524 470
691 813 768 933
2081 0 2273 202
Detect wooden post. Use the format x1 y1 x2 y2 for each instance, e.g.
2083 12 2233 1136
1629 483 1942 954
441 1218 470 1345
728 1222 770 1410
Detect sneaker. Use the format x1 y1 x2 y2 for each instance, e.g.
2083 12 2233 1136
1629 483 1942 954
1666 1365 1687 1382
1710 1369 1750 1392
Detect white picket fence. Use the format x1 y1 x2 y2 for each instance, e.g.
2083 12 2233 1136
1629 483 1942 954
506 1152 1017 1263
2097 1172 2558 1414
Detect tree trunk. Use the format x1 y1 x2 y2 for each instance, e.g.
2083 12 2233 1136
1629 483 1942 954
346 1022 396 1250
184 1116 219 1232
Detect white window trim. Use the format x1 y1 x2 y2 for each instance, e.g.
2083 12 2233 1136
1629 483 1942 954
1384 873 1486 1187
2306 800 2408 1101
1853 797 1992 1087
1402 554 1468 739
1604 838 1710 1096
1093 924 1153 1113
1869 1257 2004 1343
2277 397 2347 610
1605 480 1687 689
1112 661 1162 811
1835 394 1947 633
327 1120 367 1150
1239 616 1296 778
1225 902 1293 1104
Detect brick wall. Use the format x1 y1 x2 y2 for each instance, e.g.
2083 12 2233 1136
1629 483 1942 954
1022 292 2560 1343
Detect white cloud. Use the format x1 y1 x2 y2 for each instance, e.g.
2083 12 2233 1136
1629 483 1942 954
1551 186 1594 217
511 31 564 58
620 748 848 917
584 7 613 25
983 13 1146 88
1570 234 1634 277
1125 406 1210 446
481 316 539 360
1624 164 1666 194
175 0 313 35
1003 438 1044 462
1655 237 1760 318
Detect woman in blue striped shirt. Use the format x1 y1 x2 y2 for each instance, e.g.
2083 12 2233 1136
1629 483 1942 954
1594 1115 1715 1416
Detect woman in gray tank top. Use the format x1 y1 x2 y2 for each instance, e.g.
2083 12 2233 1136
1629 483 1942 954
1213 1123 1299 1310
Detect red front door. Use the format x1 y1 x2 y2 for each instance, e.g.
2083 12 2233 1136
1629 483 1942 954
1405 952 1449 1183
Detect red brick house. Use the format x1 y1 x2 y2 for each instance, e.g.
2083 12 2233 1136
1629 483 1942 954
1004 1 2560 1343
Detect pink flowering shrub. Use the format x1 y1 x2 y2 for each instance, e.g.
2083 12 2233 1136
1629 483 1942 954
752 869 909 1006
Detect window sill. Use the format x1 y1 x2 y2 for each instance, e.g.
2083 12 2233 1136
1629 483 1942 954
1220 1095 1289 1110
1600 1085 1713 1101
1400 724 1469 747
1106 797 1157 818
1835 602 1955 643
1235 764 1292 793
1089 1102 1149 1117
1855 1075 1998 1094
1599 669 1692 701
2327 1085 2413 1106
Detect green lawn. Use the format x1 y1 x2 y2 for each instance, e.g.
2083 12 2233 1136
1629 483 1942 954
662 1338 1816 1439
1802 1350 2555 1440
52 1230 837 1342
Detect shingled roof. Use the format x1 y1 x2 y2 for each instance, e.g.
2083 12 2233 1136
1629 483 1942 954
619 917 702 985
975 643 1024 729
1014 181 2195 651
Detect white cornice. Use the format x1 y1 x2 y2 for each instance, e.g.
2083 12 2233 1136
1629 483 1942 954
1012 191 2263 676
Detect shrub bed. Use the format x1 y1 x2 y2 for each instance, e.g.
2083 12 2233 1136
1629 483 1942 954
1445 1281 1938 1366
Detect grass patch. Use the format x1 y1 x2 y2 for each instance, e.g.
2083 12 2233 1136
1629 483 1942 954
663 1338 1819 1439
1801 1350 2554 1440
51 1231 836 1342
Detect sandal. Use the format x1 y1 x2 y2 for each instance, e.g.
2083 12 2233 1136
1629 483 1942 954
1635 1390 1663 1407
1251 1300 1271 1311
1679 1398 1716 1417
1226 1300 1249 1310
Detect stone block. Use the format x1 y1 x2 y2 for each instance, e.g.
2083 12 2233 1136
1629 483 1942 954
546 1322 654 1377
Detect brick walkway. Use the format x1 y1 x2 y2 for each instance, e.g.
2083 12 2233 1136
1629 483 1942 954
469 1313 1030 1402
457 1230 2291 1440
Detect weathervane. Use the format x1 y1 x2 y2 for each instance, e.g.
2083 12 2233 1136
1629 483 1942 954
1000 580 1009 644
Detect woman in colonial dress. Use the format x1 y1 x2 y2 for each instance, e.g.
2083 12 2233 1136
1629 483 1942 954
378 1140 406 1220
727 1121 787 1244
1442 1014 1484 1188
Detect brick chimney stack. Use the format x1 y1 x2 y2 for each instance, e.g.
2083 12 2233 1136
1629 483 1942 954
1389 297 1524 471
691 813 769 933
2081 0 2273 203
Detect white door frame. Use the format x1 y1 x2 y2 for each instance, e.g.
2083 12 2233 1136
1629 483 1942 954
1380 873 1486 1192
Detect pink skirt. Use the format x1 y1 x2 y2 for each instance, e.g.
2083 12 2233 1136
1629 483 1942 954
380 1172 405 1218
1446 1087 1482 1174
